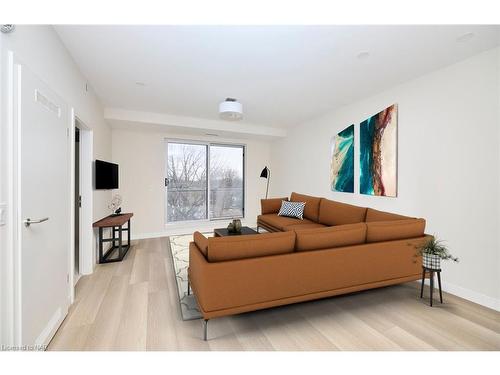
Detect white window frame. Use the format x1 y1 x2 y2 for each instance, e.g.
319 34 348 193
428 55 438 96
164 138 246 225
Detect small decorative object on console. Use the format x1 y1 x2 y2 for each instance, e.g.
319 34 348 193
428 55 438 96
108 194 123 216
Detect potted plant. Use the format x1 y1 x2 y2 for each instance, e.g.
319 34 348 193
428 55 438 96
414 237 459 269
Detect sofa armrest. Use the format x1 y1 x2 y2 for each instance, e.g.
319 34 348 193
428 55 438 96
261 197 288 214
188 242 210 309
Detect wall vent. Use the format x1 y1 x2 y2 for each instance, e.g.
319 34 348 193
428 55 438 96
35 90 61 117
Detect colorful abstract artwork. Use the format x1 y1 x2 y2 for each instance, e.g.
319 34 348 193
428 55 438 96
360 104 398 197
330 124 354 193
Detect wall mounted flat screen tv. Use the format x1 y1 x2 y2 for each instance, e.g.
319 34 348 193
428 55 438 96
95 160 119 189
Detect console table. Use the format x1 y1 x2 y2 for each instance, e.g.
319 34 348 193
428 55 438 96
93 213 133 264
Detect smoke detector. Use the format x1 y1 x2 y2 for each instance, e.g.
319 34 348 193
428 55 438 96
219 98 243 121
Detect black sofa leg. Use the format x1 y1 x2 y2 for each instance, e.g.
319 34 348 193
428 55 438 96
187 279 190 296
203 319 209 341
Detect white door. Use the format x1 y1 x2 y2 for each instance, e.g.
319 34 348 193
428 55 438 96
15 60 70 346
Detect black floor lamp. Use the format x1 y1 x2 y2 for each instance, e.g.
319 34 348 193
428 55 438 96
260 166 270 199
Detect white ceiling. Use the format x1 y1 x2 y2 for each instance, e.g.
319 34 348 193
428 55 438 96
55 25 500 128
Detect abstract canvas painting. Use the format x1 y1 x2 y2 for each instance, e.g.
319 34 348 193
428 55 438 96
330 124 354 193
360 104 398 197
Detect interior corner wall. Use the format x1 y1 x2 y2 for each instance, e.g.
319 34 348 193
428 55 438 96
0 25 112 271
111 127 272 237
270 47 500 310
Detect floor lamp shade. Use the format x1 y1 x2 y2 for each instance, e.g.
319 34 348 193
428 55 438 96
260 166 270 199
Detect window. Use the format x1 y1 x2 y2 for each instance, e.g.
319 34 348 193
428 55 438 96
165 140 244 223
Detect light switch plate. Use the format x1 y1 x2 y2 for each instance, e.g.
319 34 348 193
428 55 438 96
0 203 6 226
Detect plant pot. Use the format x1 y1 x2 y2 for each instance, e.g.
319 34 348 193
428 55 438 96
423 253 441 270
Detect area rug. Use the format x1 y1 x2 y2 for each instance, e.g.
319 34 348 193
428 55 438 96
168 228 262 321
168 233 212 321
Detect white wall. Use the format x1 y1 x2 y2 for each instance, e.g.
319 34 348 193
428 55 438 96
112 127 272 237
0 25 112 278
270 47 500 310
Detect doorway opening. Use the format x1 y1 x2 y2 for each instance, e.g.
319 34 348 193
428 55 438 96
74 127 81 285
72 117 93 289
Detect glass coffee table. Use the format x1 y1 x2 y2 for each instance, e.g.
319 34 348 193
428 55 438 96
213 226 259 237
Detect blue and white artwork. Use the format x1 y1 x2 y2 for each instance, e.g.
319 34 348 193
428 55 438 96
330 124 354 193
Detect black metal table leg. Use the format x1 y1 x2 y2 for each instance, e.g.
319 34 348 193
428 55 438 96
420 268 426 298
119 224 123 258
429 271 434 307
437 271 443 303
128 219 131 245
99 227 103 263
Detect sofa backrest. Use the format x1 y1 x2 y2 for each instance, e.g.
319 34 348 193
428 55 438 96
290 192 322 222
261 197 289 214
318 198 367 226
365 208 411 222
207 231 295 262
295 223 367 252
366 219 426 243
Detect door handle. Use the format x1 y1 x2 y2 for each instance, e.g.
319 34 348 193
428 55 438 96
24 217 49 227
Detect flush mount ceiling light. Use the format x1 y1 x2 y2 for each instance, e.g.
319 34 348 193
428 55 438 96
457 32 475 42
219 98 243 121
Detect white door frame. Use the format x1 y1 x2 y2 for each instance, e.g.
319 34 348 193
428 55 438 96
1 50 80 347
1 48 17 348
69 115 93 291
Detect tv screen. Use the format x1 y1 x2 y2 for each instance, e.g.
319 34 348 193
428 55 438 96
95 160 119 189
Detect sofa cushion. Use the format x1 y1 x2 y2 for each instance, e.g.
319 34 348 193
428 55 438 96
193 231 209 257
366 219 426 243
258 214 316 231
295 223 367 252
290 192 322 222
207 231 295 262
365 208 411 222
282 223 327 231
318 199 367 226
278 200 306 220
261 197 289 215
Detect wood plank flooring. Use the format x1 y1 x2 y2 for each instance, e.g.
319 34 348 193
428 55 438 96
48 238 500 351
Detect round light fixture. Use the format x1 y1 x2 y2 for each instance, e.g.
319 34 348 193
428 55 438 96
219 98 243 121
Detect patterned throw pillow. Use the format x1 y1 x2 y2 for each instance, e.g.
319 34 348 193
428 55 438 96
278 200 306 220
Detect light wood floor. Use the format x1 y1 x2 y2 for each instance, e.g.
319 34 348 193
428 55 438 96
48 238 500 351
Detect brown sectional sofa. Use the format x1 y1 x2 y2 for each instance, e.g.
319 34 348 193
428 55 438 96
188 192 430 339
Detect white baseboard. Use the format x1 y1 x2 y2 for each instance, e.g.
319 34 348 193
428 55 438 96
441 281 500 312
419 279 500 312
